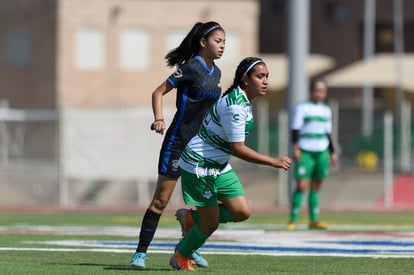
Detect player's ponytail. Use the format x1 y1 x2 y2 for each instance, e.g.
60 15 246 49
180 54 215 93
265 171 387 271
165 21 224 68
223 57 265 96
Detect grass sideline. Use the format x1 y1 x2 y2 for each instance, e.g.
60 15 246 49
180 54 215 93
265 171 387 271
0 211 414 274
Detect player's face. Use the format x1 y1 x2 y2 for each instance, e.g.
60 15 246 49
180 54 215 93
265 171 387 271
201 30 225 60
311 82 327 103
244 64 269 100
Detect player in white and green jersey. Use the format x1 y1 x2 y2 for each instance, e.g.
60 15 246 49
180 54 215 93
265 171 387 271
287 78 338 231
169 57 292 271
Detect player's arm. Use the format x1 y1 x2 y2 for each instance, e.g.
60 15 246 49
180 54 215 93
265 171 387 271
230 142 291 171
327 133 339 166
291 129 301 161
151 80 173 135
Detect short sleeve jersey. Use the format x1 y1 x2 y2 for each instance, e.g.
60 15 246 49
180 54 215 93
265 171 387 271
158 55 222 175
165 55 222 144
291 100 332 152
178 86 253 175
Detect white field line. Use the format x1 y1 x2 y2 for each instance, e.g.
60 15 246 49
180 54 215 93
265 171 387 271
2 225 414 258
1 247 414 259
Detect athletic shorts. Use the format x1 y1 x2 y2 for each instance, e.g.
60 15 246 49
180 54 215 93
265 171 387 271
157 145 182 178
294 149 330 180
180 168 246 207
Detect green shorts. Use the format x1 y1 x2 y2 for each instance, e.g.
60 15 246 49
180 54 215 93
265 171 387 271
180 168 246 207
294 149 330 180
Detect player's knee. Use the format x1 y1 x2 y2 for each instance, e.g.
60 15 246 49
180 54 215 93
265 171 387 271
200 220 219 235
232 209 251 222
150 197 170 212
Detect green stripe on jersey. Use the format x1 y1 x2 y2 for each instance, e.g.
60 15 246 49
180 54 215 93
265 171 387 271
304 115 328 123
300 133 326 139
198 127 231 153
181 147 228 169
225 89 250 107
210 105 221 126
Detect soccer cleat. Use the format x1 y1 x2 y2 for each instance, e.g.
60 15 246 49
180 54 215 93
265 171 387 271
130 252 147 269
286 222 297 231
309 221 328 230
190 250 209 267
176 238 209 267
170 251 195 271
175 208 195 237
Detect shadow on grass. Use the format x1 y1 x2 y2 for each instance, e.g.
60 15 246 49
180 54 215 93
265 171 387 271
72 263 174 272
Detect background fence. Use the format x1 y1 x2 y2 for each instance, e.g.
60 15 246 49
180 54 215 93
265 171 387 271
0 103 412 210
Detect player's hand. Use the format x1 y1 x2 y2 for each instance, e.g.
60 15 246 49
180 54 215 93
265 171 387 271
150 120 165 135
271 156 292 170
330 152 339 166
293 145 301 161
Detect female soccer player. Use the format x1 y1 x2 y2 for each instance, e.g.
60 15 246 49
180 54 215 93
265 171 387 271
170 57 292 271
287 78 338 230
130 21 225 269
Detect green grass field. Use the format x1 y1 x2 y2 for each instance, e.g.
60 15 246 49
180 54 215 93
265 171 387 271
1 210 413 274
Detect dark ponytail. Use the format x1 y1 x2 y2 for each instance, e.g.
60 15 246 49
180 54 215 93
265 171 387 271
165 21 224 68
223 57 265 96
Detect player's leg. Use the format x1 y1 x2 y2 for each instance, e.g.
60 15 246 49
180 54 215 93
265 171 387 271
308 149 330 229
131 138 184 269
216 169 250 223
288 179 308 229
131 175 177 269
288 150 314 230
172 205 218 271
180 168 250 224
172 170 219 270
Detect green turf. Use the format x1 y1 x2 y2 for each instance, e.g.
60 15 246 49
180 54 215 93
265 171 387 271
1 211 414 227
0 251 412 274
0 211 413 274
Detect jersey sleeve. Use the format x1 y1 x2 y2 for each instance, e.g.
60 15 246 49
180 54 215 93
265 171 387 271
166 63 194 88
291 104 304 130
325 106 333 134
221 104 248 143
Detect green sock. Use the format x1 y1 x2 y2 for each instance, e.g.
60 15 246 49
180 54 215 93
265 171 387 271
191 204 233 224
218 204 233 223
290 190 303 222
191 210 200 223
178 225 209 257
309 191 320 222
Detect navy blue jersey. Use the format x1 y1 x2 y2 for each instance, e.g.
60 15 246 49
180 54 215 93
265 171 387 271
158 55 222 177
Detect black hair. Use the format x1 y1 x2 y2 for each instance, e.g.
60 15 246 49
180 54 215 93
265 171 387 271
165 21 224 68
223 57 265 96
310 77 326 91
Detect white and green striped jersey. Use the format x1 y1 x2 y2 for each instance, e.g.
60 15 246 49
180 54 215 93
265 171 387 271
292 100 332 152
178 86 253 176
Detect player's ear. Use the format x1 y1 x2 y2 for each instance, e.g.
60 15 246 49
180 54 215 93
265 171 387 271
200 37 207 48
241 75 249 86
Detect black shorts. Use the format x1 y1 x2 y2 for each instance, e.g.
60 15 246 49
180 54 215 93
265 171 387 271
157 147 182 178
157 132 187 178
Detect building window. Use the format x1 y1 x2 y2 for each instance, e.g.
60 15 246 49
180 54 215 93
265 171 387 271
119 28 150 70
6 28 31 67
75 27 105 70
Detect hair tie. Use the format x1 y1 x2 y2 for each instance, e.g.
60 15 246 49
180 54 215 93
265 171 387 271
202 25 222 38
243 59 263 76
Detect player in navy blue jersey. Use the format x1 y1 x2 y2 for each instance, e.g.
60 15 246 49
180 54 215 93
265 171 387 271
130 21 225 269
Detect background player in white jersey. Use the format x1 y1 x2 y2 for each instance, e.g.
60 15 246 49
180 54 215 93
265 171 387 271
287 78 338 231
170 57 292 271
130 21 225 269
